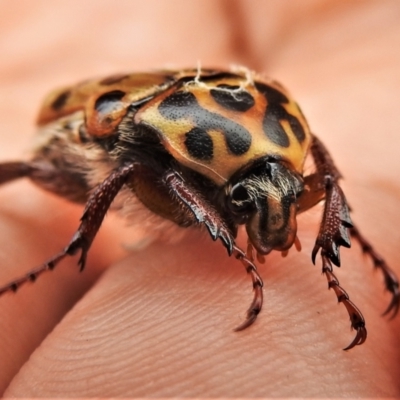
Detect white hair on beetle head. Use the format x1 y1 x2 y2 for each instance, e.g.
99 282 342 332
243 170 299 203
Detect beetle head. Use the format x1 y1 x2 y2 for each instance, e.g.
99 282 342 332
226 160 303 254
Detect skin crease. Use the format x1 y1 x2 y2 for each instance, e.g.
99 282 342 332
0 0 400 397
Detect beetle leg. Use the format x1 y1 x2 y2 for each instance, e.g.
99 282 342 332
0 159 92 202
303 136 353 264
308 136 352 266
0 161 34 185
300 137 400 321
163 170 235 254
164 170 264 330
307 135 367 349
0 163 135 296
321 251 367 350
349 225 400 318
232 245 264 331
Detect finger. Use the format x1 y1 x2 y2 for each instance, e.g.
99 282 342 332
0 183 129 393
4 220 400 397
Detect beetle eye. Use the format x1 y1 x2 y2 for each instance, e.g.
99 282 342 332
231 184 248 202
228 183 253 215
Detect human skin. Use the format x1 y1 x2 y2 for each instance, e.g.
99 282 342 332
0 0 399 397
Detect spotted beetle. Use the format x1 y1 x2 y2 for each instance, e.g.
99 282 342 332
0 67 398 350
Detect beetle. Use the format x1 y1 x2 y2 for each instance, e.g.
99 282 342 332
0 67 398 350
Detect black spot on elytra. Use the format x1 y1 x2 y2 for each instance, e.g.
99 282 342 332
263 104 290 147
184 127 213 160
222 124 252 155
286 113 306 143
51 90 71 111
100 74 129 85
255 83 306 144
158 91 198 120
255 82 289 104
159 91 252 159
210 85 255 112
94 90 126 115
262 103 305 146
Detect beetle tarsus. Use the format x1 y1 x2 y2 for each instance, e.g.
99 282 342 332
234 303 261 332
232 245 264 331
319 251 367 350
0 251 67 296
343 325 367 351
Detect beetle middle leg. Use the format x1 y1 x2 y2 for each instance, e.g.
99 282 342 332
163 169 264 331
0 163 136 296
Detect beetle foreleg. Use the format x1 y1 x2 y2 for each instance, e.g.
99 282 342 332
164 170 264 330
0 163 135 296
163 170 235 253
308 135 367 349
308 135 352 266
311 180 352 266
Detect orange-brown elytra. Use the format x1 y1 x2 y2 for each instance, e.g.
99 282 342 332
0 67 398 350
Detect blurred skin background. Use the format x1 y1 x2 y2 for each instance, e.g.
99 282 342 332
0 0 399 397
